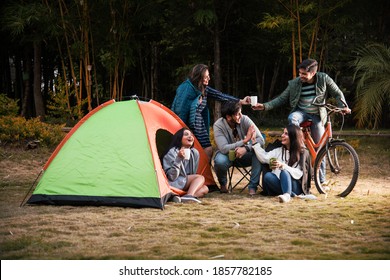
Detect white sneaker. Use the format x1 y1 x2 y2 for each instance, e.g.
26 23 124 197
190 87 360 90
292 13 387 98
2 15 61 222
298 194 317 200
278 193 291 203
305 194 317 200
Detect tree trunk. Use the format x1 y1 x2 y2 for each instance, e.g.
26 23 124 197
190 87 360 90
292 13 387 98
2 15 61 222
151 43 158 100
33 41 45 120
255 64 266 102
14 54 23 113
296 0 302 63
21 50 31 118
269 58 281 99
213 23 222 122
290 0 297 78
138 49 149 98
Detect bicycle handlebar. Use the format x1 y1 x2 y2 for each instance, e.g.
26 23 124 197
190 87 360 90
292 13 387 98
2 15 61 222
324 104 345 114
312 100 350 116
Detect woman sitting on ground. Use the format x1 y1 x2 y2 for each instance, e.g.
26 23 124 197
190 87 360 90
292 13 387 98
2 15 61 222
162 127 209 203
251 124 312 203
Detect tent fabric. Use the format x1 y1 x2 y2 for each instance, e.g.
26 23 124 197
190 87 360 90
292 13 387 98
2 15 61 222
27 99 215 209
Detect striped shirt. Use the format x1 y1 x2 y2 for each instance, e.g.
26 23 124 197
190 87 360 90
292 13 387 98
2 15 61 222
298 83 319 114
194 96 212 148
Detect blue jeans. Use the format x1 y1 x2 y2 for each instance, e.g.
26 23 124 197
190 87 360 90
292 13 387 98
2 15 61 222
214 151 262 192
263 170 302 196
288 110 326 183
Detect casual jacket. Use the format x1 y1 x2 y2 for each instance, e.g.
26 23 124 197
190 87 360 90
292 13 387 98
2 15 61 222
162 147 199 190
171 79 239 136
264 72 348 125
252 144 312 194
213 115 265 154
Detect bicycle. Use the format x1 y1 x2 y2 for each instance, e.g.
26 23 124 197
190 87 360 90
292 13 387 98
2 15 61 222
300 103 360 197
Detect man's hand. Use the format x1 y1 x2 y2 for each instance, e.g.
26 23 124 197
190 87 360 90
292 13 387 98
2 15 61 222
342 107 351 115
251 103 265 111
235 146 247 159
243 125 255 144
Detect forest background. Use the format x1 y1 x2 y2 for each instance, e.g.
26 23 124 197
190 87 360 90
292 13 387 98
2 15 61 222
0 0 390 137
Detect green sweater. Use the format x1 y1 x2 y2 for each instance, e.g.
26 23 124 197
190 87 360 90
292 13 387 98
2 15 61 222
264 72 347 124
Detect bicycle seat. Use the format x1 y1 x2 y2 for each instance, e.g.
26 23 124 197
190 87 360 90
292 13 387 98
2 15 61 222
300 119 312 128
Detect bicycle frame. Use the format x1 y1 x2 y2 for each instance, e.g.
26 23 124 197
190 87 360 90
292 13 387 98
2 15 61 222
301 119 333 166
299 102 359 197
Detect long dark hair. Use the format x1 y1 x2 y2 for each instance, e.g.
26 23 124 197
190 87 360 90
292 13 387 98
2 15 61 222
163 127 194 158
285 124 304 166
189 64 208 93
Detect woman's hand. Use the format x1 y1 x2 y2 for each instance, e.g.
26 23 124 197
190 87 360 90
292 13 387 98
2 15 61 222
240 96 251 105
271 160 284 170
178 147 185 159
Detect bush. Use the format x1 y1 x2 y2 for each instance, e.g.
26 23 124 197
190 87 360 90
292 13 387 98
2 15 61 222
0 94 19 117
0 116 65 147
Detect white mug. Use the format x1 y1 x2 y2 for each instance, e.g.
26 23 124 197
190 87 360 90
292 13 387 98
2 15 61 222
250 96 258 106
183 148 191 160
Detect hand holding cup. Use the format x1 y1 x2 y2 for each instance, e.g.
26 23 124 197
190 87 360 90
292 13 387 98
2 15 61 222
183 148 191 160
250 96 258 106
269 157 277 169
228 149 236 161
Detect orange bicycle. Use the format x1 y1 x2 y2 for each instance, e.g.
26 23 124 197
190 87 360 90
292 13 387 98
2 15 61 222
300 103 360 197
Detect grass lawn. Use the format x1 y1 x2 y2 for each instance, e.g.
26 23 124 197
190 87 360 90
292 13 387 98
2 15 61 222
0 135 389 260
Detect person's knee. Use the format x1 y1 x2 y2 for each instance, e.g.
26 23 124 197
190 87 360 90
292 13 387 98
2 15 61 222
264 172 274 182
280 169 290 179
204 146 213 159
288 113 301 126
198 174 205 185
213 153 229 169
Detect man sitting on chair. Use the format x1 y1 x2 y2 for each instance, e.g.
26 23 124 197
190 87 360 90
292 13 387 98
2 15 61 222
213 100 265 194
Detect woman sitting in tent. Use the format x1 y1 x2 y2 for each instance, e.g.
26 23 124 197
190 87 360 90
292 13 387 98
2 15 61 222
162 128 209 203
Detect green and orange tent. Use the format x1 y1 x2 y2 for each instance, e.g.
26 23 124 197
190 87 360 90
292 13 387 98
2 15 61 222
26 98 215 209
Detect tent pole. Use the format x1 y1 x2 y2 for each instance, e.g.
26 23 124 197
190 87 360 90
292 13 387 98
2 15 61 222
19 170 43 207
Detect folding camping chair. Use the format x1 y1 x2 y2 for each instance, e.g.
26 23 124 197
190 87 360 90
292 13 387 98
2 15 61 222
211 151 262 194
227 160 252 193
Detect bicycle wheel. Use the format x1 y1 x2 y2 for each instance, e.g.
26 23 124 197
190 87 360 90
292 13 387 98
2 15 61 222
313 141 359 197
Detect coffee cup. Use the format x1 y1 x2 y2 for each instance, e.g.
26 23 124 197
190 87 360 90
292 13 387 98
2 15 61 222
228 149 236 161
250 96 258 106
184 148 191 160
269 157 277 169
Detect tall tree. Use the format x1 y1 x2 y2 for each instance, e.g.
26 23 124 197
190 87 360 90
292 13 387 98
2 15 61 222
192 0 237 120
2 1 56 119
258 0 350 76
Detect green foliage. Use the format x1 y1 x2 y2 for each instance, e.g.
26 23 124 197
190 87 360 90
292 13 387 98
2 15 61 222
193 9 216 26
0 116 64 147
257 13 292 29
0 94 19 117
47 77 86 125
351 43 390 128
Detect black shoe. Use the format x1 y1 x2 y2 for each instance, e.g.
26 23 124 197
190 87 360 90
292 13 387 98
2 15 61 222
170 195 182 203
207 185 220 192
